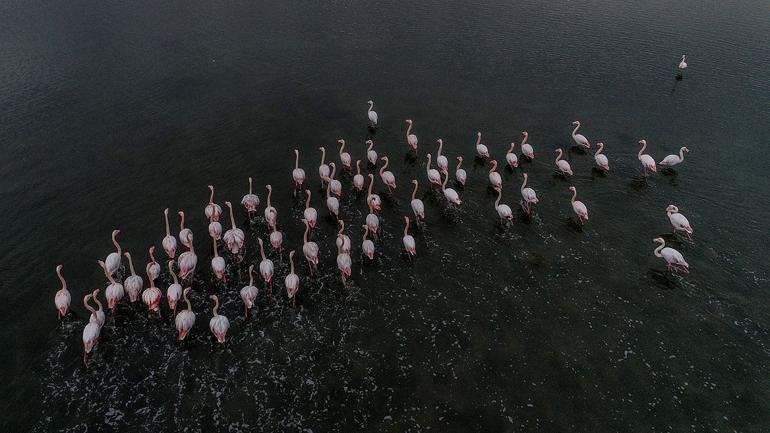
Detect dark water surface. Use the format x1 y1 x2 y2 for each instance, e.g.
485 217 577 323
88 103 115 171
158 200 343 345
2 0 770 431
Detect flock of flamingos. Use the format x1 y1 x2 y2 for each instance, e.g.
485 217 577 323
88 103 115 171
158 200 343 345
52 57 695 366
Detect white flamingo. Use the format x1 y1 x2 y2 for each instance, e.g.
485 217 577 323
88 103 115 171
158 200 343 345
177 236 197 280
98 260 124 312
303 189 317 228
361 225 375 260
104 229 122 277
494 189 513 224
436 139 449 173
455 156 467 186
318 147 331 187
405 119 418 151
142 269 161 317
175 287 195 340
506 142 519 168
162 209 177 259
208 216 222 241
257 238 274 294
240 265 258 316
488 160 502 190
264 185 277 229
366 140 378 166
242 177 260 213
441 171 461 205
123 252 143 303
166 260 182 315
666 205 693 240
426 153 442 187
594 142 610 171
638 139 657 176
325 174 340 220
571 121 591 149
82 293 101 367
178 211 193 249
285 251 300 304
568 186 589 223
521 131 535 160
338 139 351 170
678 55 688 74
410 180 425 223
367 173 381 211
653 238 689 273
328 162 342 197
353 160 365 191
87 289 105 327
268 210 283 256
292 150 306 189
555 149 573 176
336 219 351 254
302 219 319 274
520 173 539 215
659 147 689 167
402 216 416 256
475 131 489 158
146 246 160 282
205 185 222 222
223 201 245 255
367 100 378 127
379 156 396 191
211 237 226 281
366 202 379 238
208 295 230 343
54 265 71 319
336 235 352 283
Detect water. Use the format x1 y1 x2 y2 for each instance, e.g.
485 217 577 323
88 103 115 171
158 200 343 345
2 0 769 431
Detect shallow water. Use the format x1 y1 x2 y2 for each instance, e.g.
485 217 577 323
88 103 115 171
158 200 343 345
1 0 770 431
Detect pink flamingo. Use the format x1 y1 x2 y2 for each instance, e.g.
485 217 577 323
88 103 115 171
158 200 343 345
494 189 513 224
366 202 379 238
678 55 688 74
205 185 222 222
104 229 122 277
506 142 519 168
292 150 306 189
638 140 657 176
568 186 589 223
455 156 467 186
521 131 535 160
361 225 375 260
594 142 609 171
240 265 258 316
211 237 226 281
653 238 689 273
520 173 539 215
241 177 260 214
328 162 342 197
336 235 352 283
142 269 161 317
208 295 230 343
223 201 245 255
475 132 489 158
318 147 331 187
555 149 573 176
571 121 591 149
162 209 177 259
666 205 693 240
405 119 418 151
285 251 300 305
325 174 340 220
367 174 381 211
178 211 193 249
54 265 70 319
177 236 197 280
411 180 425 223
304 189 317 228
402 217 417 256
208 216 222 241
146 246 160 282
82 293 101 367
441 171 461 205
264 185 277 229
366 140 378 166
98 260 124 312
336 220 351 253
257 238 274 295
268 210 282 255
166 260 182 314
89 289 105 327
436 139 449 173
353 160 365 191
659 147 689 167
489 160 502 190
175 287 195 340
302 219 319 274
426 154 442 187
367 100 378 127
338 139 351 170
379 156 396 191
123 252 143 302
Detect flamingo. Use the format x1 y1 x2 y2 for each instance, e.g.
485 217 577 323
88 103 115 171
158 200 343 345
264 185 277 229
379 156 396 191
475 132 489 158
521 131 535 160
242 177 260 213
367 173 381 211
104 229 122 277
54 265 70 319
659 147 689 167
336 235 353 283
367 100 378 127
411 180 425 223
303 189 317 228
142 269 162 316
638 140 657 176
208 216 222 241
208 295 230 344
426 153 442 187
162 209 177 259
89 289 106 327
302 219 319 274
436 139 449 173
268 210 283 255
166 260 182 314
223 201 245 255
318 147 331 187
568 186 589 223
336 219 351 253
366 140 378 166
82 293 101 367
178 211 193 249
177 236 197 280
205 185 222 222
365 201 379 238
571 121 591 149
285 251 300 304
328 162 342 197
240 265 258 316
489 160 503 190
441 171 462 205
653 238 690 273
211 237 226 280
555 149 573 176
594 142 610 171
405 119 418 151
494 189 513 224
257 238 274 294
678 55 688 74
175 287 195 340
338 139 352 170
292 150 306 189
361 225 375 260
520 173 539 215
455 156 467 186
146 246 160 282
506 142 519 168
98 260 124 312
402 217 417 256
123 252 143 303
353 160 365 191
666 205 693 240
325 175 340 220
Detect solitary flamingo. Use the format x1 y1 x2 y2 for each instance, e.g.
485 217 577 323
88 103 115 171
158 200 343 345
166 260 182 315
304 189 317 228
54 265 70 319
142 269 162 316
242 177 260 213
328 163 342 197
666 205 693 240
336 235 352 283
405 119 418 151
104 229 122 277
638 140 657 176
436 139 449 173
223 201 245 255
302 219 319 274
379 157 396 191
146 246 160 282
177 236 197 280
366 140 378 166
318 147 331 187
82 293 101 367
325 175 340 220
555 149 573 176
353 160 365 191
338 139 351 170
123 252 143 302
367 174 381 211
240 265 258 316
208 295 230 344
98 260 124 312
367 100 378 127
488 160 502 190
175 287 195 340
521 131 535 160
285 251 300 304
162 209 177 259
594 142 610 171
426 154 442 187
494 189 513 224
178 211 193 249
677 55 688 77
336 220 351 254
653 238 689 273
268 210 283 255
366 202 379 238
520 173 539 215
211 237 226 280
264 185 277 229
205 185 222 222
292 150 306 189
402 217 417 256
475 132 489 158
257 238 274 295
659 147 689 167
506 142 519 168
441 171 461 205
455 156 467 186
568 186 589 224
571 121 591 149
411 180 425 223
361 225 375 260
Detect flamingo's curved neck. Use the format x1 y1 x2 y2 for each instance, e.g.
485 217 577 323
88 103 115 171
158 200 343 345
362 225 369 241
495 189 502 208
248 266 254 286
404 218 410 236
179 212 186 230
356 160 361 175
258 240 266 260
367 141 373 152
406 122 413 138
521 132 529 145
596 143 604 155
638 141 647 158
305 191 311 209
208 186 215 204
99 261 115 284
456 158 462 170
367 175 374 196
164 210 171 236
213 238 219 258
555 149 563 163
330 164 336 180
169 261 178 284
83 295 95 314
521 175 528 191
320 147 326 165
339 140 345 155
570 188 577 203
112 231 121 253
442 171 448 190
679 147 686 161
267 187 273 208
149 247 156 263
303 221 310 243
248 177 253 194
437 140 443 157
368 101 374 112
426 154 432 171
572 122 580 136
227 204 236 229
476 133 481 146
411 181 418 200
294 151 299 170
338 220 344 236
654 241 665 257
489 161 497 174
93 293 103 311
211 297 219 317
508 143 515 154
126 253 136 276
289 252 295 273
56 266 66 291
183 289 191 311
380 158 388 174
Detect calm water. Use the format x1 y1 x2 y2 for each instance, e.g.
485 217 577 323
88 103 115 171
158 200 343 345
2 0 769 431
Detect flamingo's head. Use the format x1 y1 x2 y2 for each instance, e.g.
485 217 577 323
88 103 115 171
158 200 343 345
367 100 373 104
572 121 579 125
337 139 344 145
638 139 647 145
569 186 576 192
683 147 690 153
